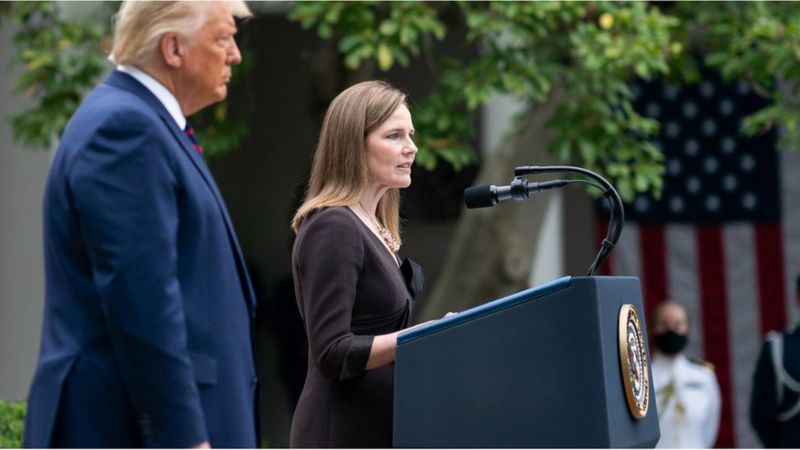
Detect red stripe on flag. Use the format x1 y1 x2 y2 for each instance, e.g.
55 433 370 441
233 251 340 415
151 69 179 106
696 225 734 448
755 223 787 336
595 216 613 276
638 225 666 319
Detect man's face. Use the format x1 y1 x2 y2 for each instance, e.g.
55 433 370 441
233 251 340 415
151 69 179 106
178 4 241 116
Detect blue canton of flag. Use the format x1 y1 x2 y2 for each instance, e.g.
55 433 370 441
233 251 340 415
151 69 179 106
627 71 779 224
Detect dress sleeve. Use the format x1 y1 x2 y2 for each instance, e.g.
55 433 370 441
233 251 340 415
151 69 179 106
294 209 375 381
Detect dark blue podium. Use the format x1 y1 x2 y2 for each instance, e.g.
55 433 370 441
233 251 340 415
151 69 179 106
393 276 660 448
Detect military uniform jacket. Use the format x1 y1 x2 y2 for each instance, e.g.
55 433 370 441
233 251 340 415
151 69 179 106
652 353 721 448
750 325 800 448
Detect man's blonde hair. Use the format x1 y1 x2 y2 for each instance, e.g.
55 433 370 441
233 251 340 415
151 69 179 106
108 1 252 66
291 80 408 246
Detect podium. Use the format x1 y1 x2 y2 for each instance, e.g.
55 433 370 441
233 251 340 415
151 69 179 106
393 276 660 448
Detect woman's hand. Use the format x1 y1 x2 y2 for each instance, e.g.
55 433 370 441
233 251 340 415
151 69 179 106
365 311 459 370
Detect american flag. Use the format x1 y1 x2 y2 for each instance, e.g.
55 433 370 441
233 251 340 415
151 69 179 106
596 69 800 447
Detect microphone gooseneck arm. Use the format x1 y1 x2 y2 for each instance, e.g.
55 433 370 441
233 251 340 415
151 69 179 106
514 165 624 277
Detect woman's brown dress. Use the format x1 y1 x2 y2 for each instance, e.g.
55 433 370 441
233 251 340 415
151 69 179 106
289 206 423 448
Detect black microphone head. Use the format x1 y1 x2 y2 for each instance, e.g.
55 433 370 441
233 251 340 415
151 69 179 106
464 185 495 209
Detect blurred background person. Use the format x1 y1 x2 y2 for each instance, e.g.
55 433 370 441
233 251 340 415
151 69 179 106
650 301 721 448
289 80 425 447
750 273 800 447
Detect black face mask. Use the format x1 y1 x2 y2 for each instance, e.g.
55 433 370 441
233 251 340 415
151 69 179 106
654 330 688 355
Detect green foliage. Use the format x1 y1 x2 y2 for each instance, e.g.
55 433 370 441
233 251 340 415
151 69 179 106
6 2 800 196
292 1 680 199
290 1 445 71
1 2 247 155
291 1 475 171
0 399 26 448
543 2 677 200
192 104 249 158
290 0 800 201
5 2 110 149
412 85 476 171
678 2 800 150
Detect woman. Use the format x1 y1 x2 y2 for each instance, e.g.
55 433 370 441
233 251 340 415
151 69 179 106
289 80 424 447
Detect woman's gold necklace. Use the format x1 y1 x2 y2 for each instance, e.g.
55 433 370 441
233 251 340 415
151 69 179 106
358 202 400 253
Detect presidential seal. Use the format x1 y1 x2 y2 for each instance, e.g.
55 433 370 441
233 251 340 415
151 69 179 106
618 304 650 419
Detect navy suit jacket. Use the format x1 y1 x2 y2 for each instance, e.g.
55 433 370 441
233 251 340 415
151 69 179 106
24 70 258 448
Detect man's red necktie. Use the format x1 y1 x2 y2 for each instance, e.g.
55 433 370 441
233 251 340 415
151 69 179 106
184 123 204 154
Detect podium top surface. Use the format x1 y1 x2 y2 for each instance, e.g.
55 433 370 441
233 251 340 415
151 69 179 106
398 276 573 345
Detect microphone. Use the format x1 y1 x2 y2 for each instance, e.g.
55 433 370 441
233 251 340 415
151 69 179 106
513 164 625 276
464 178 570 209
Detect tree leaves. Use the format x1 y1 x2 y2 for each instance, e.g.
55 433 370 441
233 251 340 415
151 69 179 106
5 3 109 149
0 399 26 448
290 1 443 71
290 1 800 201
6 1 800 193
2 2 249 156
289 1 683 200
682 2 800 150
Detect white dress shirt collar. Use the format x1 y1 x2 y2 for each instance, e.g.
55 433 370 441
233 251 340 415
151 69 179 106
117 65 186 130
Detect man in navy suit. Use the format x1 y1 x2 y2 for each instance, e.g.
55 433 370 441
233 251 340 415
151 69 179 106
24 2 258 447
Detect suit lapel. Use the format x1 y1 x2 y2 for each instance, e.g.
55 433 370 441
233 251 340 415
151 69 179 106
164 119 258 314
103 70 257 314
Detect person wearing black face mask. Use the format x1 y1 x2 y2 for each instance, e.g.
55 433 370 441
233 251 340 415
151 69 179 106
650 301 721 448
654 328 689 356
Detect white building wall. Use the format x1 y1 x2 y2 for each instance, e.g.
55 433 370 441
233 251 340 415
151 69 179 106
481 92 565 287
0 21 51 401
0 3 114 401
529 190 564 286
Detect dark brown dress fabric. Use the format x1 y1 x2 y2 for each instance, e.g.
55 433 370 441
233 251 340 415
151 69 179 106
289 206 423 448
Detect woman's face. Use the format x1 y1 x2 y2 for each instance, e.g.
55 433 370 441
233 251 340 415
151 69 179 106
365 104 417 191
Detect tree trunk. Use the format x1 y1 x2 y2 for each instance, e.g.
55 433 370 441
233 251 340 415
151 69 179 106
418 88 567 320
